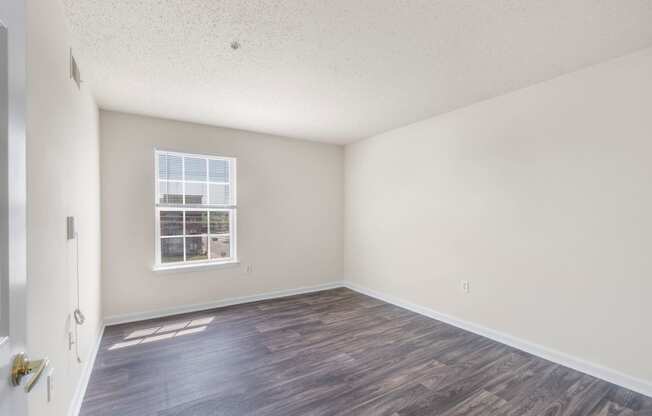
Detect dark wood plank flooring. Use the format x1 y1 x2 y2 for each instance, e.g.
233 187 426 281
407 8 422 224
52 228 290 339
80 288 652 416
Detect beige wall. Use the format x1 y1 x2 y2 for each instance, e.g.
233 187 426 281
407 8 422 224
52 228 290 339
100 111 343 319
26 0 102 415
345 48 652 384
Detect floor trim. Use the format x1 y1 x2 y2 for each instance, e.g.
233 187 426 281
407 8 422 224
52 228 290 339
68 323 105 416
103 282 346 326
343 281 652 398
96 281 651 400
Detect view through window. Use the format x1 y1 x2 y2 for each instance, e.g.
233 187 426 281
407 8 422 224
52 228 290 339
155 150 237 267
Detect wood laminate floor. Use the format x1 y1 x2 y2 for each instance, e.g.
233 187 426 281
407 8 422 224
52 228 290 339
80 288 651 416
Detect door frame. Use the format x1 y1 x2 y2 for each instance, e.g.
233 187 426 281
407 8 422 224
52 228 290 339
0 0 28 414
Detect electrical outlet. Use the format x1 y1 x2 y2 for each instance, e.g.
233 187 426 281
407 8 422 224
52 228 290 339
47 368 54 402
461 280 470 294
245 264 253 273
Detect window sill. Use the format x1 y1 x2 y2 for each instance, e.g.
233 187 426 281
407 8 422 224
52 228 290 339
153 259 240 273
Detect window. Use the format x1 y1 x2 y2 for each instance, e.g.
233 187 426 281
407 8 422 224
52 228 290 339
155 150 237 268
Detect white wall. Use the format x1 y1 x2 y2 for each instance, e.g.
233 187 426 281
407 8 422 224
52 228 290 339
26 0 102 415
345 48 652 385
100 111 343 319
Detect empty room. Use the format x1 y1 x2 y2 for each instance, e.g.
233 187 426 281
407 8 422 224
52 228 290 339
1 1 652 415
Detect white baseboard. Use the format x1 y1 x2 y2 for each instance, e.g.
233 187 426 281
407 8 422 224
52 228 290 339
104 282 346 326
90 281 651 402
342 281 652 398
68 323 105 416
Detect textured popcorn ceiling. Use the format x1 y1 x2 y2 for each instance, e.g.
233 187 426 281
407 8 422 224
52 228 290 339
63 1 652 144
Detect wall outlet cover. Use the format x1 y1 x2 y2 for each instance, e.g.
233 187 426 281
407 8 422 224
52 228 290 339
461 280 470 294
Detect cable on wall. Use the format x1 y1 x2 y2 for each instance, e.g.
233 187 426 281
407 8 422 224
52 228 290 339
73 231 85 326
73 230 86 363
68 216 86 363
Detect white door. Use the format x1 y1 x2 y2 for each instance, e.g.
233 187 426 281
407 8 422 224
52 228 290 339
0 0 28 414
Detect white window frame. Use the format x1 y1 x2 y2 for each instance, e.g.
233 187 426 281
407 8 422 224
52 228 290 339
154 149 237 270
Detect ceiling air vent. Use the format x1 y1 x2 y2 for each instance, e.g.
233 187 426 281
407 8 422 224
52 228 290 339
70 49 82 89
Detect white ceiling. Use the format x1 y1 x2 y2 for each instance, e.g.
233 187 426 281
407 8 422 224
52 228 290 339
63 0 652 144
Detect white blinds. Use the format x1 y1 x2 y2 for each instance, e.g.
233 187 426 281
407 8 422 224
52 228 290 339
156 151 235 207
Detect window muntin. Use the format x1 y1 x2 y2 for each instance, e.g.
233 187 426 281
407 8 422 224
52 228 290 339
155 151 236 267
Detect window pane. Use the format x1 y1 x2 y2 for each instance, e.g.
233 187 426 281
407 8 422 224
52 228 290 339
209 235 230 259
156 152 235 266
159 181 183 204
159 154 182 180
185 182 207 204
184 157 207 181
160 211 183 236
209 211 229 234
161 237 184 263
209 159 229 183
186 236 208 260
185 211 207 235
209 184 230 205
